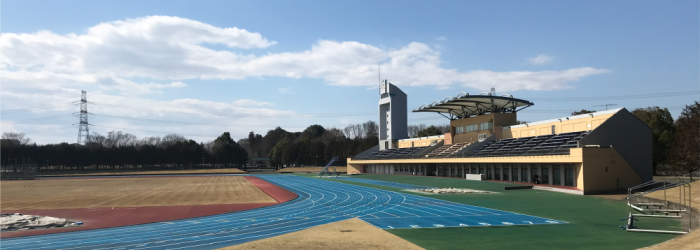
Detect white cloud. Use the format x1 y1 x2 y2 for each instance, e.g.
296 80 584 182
436 36 447 41
1 16 605 92
0 16 610 143
529 54 555 65
232 99 274 106
278 87 293 94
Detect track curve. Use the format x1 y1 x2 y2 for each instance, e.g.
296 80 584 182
2 175 566 250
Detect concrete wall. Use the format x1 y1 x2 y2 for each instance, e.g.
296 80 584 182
578 109 653 182
503 112 616 139
388 83 408 142
378 81 407 150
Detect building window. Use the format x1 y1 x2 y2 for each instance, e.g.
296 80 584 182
553 165 561 186
541 166 550 184
479 121 493 131
465 124 478 133
565 165 574 187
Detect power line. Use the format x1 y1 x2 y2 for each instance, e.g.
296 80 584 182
91 124 218 138
91 102 376 118
1 114 74 125
92 113 307 127
527 91 698 102
19 125 75 134
0 102 75 114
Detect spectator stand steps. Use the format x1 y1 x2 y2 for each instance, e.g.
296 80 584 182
623 173 697 235
318 156 339 177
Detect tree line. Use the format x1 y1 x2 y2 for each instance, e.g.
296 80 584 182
3 102 697 175
628 102 700 176
1 131 247 171
0 121 386 171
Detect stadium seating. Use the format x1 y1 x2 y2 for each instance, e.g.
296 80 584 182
356 131 588 160
426 142 471 157
358 146 428 160
458 131 590 157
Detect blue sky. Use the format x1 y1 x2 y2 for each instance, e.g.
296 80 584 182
1 0 698 144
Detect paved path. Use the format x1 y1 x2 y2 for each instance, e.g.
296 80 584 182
2 175 566 250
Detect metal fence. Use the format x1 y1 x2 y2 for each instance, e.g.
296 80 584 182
1 157 40 180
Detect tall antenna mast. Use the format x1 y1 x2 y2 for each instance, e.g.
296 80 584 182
77 90 90 144
594 104 617 110
378 63 381 88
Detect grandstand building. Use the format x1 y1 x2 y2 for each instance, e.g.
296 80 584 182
348 86 652 195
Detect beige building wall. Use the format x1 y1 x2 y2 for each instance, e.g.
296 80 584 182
451 113 517 144
398 136 444 148
503 112 615 139
581 147 641 193
347 147 642 194
347 159 362 174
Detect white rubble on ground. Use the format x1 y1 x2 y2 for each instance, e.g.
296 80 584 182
1 213 76 231
409 187 492 194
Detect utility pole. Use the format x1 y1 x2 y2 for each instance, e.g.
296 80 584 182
594 104 617 110
77 90 90 144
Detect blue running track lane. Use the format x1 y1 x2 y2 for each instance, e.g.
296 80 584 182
2 175 567 250
331 177 432 189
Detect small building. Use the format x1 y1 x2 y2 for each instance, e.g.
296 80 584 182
348 88 651 195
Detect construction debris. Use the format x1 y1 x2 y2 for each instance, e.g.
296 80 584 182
1 213 79 231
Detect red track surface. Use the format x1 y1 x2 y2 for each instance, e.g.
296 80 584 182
2 176 297 238
243 176 297 203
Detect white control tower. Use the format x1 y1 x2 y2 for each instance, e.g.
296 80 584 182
378 79 408 150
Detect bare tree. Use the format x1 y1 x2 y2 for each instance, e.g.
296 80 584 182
87 132 107 145
104 131 138 148
343 125 355 139
2 132 31 145
362 120 378 138
139 136 162 146
407 124 427 138
439 124 451 134
160 134 186 148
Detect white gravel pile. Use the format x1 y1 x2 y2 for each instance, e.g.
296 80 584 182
1 213 76 231
409 187 491 194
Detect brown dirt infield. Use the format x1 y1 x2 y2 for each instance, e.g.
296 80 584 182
219 218 424 250
37 168 247 177
2 176 297 238
1 176 275 210
636 181 699 250
277 167 347 173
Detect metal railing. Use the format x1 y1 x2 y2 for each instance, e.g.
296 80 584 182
624 175 695 234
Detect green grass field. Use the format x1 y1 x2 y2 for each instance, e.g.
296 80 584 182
304 174 679 250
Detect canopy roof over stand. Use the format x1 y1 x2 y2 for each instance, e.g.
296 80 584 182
412 92 534 120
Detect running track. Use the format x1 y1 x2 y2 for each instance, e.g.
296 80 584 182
2 175 566 250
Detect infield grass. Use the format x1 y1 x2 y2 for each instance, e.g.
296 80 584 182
300 174 679 250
